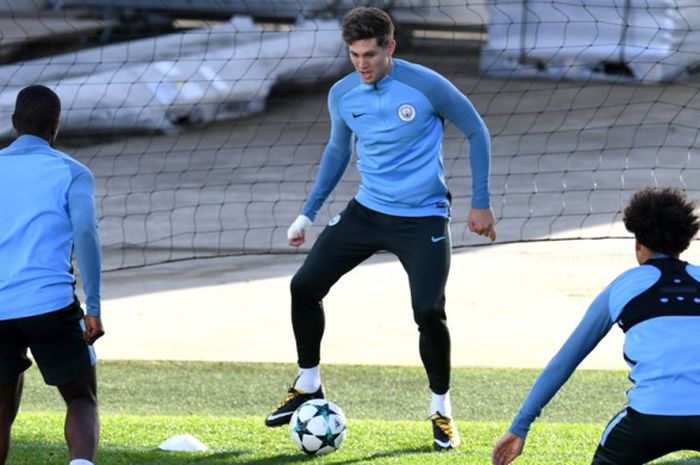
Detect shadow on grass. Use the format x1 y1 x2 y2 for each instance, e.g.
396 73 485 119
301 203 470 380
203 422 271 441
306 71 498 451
119 446 434 465
10 445 250 465
231 447 434 465
343 447 435 462
11 444 437 465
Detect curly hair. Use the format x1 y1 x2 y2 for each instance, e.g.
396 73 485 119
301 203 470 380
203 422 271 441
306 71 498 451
623 187 699 257
341 6 394 47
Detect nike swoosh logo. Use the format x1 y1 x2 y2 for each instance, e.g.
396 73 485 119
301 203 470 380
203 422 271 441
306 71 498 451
352 112 366 118
434 438 453 448
431 236 446 243
266 411 293 421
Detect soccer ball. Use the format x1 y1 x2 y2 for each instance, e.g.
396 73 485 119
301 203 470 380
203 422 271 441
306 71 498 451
289 399 347 455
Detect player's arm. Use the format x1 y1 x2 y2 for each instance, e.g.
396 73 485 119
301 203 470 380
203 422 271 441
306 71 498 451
288 87 353 246
491 286 614 464
428 74 495 240
68 167 104 344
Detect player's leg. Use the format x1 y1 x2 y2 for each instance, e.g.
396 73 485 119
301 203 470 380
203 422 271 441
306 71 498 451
390 215 451 398
591 407 688 465
57 367 98 462
0 318 32 465
0 374 24 465
387 215 457 450
266 200 378 427
28 299 98 463
291 200 377 370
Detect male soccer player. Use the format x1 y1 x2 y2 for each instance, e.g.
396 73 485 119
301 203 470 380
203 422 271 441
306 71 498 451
0 85 104 465
265 6 496 451
492 187 700 465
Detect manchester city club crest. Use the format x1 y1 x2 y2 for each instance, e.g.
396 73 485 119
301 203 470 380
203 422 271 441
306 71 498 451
328 214 341 226
397 103 416 122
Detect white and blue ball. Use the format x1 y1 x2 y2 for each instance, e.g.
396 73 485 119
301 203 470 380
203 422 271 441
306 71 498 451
289 399 347 455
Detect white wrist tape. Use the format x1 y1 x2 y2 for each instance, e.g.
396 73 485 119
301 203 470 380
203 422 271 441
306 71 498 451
287 215 312 240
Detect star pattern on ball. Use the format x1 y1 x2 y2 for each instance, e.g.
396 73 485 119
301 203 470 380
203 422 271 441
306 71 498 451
290 399 347 455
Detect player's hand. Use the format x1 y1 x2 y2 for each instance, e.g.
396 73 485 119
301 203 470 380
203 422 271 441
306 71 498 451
287 215 312 247
468 207 496 241
83 315 105 345
492 431 525 465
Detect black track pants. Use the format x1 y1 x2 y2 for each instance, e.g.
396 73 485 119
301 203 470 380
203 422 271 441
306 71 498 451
592 407 700 464
290 199 452 394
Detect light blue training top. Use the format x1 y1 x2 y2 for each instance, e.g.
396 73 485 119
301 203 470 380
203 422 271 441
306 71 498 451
0 135 101 319
301 58 491 220
509 255 700 438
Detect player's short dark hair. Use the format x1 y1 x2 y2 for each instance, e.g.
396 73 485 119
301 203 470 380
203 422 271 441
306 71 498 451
623 187 699 256
342 6 394 47
13 85 61 136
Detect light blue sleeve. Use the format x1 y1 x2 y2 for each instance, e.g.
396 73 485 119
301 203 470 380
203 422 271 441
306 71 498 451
300 85 353 221
508 286 615 438
67 166 102 317
419 70 491 209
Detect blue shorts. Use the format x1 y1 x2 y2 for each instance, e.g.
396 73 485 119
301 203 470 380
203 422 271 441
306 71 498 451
0 298 95 386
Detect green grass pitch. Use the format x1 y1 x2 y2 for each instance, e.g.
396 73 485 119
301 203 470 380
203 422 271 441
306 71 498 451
7 361 700 464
